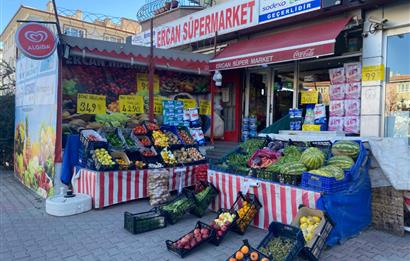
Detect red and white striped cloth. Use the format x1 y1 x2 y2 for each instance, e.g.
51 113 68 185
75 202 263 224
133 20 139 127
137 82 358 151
208 170 321 230
72 165 199 208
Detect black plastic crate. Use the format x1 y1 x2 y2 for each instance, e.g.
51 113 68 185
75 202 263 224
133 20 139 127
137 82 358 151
257 222 305 261
124 208 166 234
256 169 280 183
226 239 270 261
209 208 238 246
230 192 262 235
159 192 196 225
166 221 215 258
79 129 108 151
309 140 333 160
185 181 218 218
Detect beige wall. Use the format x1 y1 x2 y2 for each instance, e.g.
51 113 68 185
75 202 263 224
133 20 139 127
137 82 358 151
0 6 141 67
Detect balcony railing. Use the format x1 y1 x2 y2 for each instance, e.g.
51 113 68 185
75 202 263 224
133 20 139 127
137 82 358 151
136 0 206 22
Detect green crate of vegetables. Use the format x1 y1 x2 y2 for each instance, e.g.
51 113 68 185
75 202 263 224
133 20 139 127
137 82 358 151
159 192 196 224
185 181 218 218
124 208 166 234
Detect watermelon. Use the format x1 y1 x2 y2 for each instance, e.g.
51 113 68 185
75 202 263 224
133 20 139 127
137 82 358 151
280 162 307 176
310 165 345 180
327 155 354 170
300 147 325 170
283 146 301 159
331 141 360 158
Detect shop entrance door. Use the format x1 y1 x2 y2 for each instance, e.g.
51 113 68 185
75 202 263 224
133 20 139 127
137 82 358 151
272 68 295 124
222 70 241 142
246 69 272 132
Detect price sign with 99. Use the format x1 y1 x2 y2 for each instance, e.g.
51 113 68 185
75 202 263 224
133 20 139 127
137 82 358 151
362 64 384 82
77 93 106 115
119 95 144 114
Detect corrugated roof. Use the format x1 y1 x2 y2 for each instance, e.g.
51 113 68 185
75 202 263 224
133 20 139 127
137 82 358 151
61 35 211 63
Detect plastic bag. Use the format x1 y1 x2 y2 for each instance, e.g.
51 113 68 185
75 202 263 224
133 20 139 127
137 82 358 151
329 84 345 100
345 82 361 99
247 149 280 169
345 99 361 116
329 67 346 84
148 169 171 206
328 117 344 132
344 116 360 134
330 100 345 116
344 62 362 83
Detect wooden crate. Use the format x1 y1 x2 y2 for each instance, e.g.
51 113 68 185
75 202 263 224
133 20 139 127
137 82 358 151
371 186 405 236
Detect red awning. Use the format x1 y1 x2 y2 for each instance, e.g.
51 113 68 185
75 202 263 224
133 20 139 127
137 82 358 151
209 16 352 71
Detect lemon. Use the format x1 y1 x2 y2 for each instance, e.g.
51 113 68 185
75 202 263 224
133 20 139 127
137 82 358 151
300 223 308 230
300 216 308 224
312 216 321 223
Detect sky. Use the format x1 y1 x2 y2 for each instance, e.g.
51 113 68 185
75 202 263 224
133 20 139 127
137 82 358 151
0 0 146 34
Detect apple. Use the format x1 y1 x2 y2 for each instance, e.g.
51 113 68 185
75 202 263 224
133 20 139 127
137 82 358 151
221 225 228 232
217 230 224 237
194 228 200 235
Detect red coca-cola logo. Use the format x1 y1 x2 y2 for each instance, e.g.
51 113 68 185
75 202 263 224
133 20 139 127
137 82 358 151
293 48 315 59
15 23 57 59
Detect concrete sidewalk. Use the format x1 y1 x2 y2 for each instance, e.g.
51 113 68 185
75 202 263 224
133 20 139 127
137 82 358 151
1 170 409 261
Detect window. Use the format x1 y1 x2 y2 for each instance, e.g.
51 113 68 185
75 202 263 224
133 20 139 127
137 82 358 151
103 34 123 43
384 31 410 142
63 26 85 38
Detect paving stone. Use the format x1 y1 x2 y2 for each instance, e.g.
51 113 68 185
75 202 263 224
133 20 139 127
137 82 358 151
1 170 410 261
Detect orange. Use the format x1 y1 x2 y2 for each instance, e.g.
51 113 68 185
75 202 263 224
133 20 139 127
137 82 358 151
235 251 244 260
240 245 249 254
229 258 237 261
261 258 269 261
250 251 259 261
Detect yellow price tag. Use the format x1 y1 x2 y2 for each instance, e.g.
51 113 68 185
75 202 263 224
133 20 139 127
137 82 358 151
302 124 321 131
362 65 384 81
136 73 160 95
301 91 318 104
119 95 144 114
179 98 197 109
154 96 170 115
199 100 211 115
77 93 106 115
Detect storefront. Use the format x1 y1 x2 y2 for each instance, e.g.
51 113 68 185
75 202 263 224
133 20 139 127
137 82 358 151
209 14 363 141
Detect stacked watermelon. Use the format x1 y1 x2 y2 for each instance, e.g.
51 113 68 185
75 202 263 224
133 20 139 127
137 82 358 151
331 141 360 158
300 147 326 170
327 155 354 170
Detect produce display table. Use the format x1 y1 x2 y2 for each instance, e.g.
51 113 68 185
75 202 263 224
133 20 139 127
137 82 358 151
72 165 205 208
207 170 321 230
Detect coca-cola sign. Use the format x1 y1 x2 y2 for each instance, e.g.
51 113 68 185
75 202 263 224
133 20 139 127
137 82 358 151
293 48 315 59
16 23 57 60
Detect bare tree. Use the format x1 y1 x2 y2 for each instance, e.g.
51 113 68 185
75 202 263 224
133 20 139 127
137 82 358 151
0 60 16 95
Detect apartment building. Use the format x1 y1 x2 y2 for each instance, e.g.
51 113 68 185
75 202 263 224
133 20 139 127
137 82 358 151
0 1 141 67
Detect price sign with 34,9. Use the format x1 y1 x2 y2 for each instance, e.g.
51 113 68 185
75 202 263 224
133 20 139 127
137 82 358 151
119 95 144 114
77 93 106 115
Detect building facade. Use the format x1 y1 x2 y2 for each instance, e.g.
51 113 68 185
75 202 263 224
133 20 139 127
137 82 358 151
0 1 141 67
133 0 409 142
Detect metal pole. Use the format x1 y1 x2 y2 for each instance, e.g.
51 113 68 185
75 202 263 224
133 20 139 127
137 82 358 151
51 0 62 37
148 18 154 121
210 32 218 145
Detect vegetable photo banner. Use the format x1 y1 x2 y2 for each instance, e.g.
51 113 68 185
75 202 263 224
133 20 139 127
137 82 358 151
14 52 58 198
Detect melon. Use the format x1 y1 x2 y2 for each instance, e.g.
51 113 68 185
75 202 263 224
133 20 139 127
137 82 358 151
300 147 325 170
331 141 360 158
327 155 354 170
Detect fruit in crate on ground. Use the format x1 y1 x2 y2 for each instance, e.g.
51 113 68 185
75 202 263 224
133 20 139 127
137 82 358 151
300 147 325 170
133 125 147 135
331 140 360 158
299 215 321 242
93 148 115 166
258 237 294 261
152 130 169 147
211 212 236 239
172 225 211 250
327 155 354 170
236 201 258 232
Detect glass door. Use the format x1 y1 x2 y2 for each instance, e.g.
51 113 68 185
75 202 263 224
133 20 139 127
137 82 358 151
246 69 270 132
384 27 410 143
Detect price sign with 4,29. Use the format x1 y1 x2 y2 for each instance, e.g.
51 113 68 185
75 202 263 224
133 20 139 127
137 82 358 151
77 93 106 115
119 95 144 114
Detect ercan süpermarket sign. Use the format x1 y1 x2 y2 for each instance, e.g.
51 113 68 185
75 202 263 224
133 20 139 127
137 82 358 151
15 23 57 60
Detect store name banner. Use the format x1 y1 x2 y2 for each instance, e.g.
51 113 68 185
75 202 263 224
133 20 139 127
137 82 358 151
132 0 322 49
210 45 333 70
259 0 321 24
132 0 258 48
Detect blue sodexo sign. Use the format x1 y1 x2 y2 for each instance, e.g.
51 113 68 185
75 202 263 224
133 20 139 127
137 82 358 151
259 0 321 24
